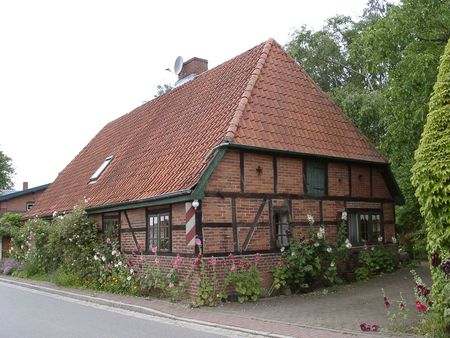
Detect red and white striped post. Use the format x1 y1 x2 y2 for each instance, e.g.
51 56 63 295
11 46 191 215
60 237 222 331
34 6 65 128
185 202 196 246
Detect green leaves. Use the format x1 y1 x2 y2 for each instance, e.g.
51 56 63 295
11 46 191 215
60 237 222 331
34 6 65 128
0 150 15 189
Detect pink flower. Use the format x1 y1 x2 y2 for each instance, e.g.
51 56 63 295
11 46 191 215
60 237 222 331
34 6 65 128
172 254 182 269
230 264 237 272
106 238 111 244
210 256 217 266
195 238 202 247
399 302 406 311
151 247 157 254
383 296 390 308
106 263 112 270
254 253 261 262
194 258 200 267
360 323 379 332
415 300 427 313
139 255 144 261
168 282 174 288
277 260 283 268
154 258 160 265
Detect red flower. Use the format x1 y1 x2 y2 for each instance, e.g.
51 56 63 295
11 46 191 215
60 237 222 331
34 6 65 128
277 260 283 268
254 253 261 262
360 323 370 332
399 302 406 311
371 324 379 332
194 258 200 267
415 300 427 313
383 296 390 308
197 253 203 259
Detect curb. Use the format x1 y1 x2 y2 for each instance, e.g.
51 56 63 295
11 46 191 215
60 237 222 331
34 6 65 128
0 277 287 338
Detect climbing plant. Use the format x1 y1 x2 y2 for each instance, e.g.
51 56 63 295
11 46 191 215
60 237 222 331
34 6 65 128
412 38 450 333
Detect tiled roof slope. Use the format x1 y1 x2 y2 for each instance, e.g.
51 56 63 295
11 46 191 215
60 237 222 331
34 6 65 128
29 39 386 216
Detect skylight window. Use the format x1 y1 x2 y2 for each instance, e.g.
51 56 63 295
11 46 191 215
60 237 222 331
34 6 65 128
89 155 113 183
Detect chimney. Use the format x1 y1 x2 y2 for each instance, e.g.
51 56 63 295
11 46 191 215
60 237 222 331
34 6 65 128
178 57 208 81
23 181 29 190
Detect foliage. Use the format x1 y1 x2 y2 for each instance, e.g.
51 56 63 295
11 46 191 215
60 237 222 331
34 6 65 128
0 213 22 237
356 244 397 280
381 288 409 332
271 215 348 293
224 254 261 303
287 0 450 236
411 38 450 333
195 241 224 306
154 84 173 98
0 150 15 189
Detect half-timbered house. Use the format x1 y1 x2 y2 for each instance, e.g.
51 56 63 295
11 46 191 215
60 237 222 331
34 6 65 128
28 39 403 295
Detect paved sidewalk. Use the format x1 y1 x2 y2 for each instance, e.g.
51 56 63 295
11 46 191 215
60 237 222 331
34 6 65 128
0 263 430 338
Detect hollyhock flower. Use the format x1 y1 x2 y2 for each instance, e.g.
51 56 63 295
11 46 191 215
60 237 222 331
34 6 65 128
314 242 320 247
197 253 203 260
391 236 397 244
106 263 112 270
106 238 111 244
280 247 285 252
130 269 134 274
416 284 430 297
154 258 160 265
403 235 410 245
210 256 217 266
127 276 132 281
327 247 332 253
371 324 379 332
195 238 202 247
223 260 228 267
254 253 261 262
277 260 283 268
308 239 314 245
101 255 106 262
317 231 323 239
399 302 406 310
341 211 347 221
431 252 441 267
94 255 99 261
378 236 383 243
415 300 427 313
139 255 144 261
112 250 117 256
230 264 237 271
118 261 122 266
169 282 174 288
443 260 450 276
360 323 370 332
346 242 352 249
151 247 157 254
383 296 390 308
172 254 182 269
306 214 314 225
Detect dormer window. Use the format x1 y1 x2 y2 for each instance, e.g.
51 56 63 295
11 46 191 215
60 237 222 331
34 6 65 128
89 156 113 183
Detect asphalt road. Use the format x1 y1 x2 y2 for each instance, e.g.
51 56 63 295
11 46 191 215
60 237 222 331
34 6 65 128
0 282 231 338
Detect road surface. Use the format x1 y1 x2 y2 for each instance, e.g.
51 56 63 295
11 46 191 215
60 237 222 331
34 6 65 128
0 282 240 338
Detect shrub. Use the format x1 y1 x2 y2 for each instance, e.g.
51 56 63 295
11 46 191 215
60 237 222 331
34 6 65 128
411 38 450 332
224 254 261 303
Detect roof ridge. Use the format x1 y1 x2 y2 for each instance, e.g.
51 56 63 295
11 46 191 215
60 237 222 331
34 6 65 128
223 38 274 143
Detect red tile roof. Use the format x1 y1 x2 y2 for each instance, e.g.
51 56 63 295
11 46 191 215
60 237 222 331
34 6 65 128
29 39 387 216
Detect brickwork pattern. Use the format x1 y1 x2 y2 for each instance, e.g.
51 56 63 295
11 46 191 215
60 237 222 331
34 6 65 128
202 197 232 223
328 162 349 196
372 168 391 198
243 153 274 193
236 198 269 223
202 227 234 254
292 199 321 222
350 165 371 197
205 150 240 193
277 157 303 194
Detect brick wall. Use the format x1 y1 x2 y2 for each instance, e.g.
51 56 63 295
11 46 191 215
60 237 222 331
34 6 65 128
205 150 240 192
236 198 269 223
202 197 232 223
328 162 349 196
277 157 302 194
202 227 234 254
292 200 320 222
351 164 371 197
372 168 391 198
322 200 345 221
243 153 274 193
0 189 46 215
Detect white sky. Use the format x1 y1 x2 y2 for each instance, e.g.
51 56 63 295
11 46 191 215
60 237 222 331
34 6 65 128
1 0 368 191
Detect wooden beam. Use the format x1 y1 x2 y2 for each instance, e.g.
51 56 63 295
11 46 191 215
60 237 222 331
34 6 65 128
242 199 267 252
231 198 238 253
124 210 140 251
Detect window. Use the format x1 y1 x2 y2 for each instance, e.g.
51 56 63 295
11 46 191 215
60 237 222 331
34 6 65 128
89 155 113 183
148 212 170 251
348 211 382 245
274 209 289 247
305 160 326 196
103 213 120 235
26 202 34 211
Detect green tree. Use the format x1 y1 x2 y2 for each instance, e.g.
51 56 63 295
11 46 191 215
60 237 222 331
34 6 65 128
287 0 449 234
154 84 173 98
0 150 15 189
412 38 450 333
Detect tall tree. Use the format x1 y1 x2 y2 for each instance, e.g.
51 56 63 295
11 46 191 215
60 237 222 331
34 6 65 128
412 38 449 333
286 0 449 232
0 150 15 189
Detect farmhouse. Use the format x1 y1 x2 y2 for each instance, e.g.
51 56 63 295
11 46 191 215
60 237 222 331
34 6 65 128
28 39 402 294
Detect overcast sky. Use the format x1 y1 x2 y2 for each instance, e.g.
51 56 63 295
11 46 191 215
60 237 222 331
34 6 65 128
1 0 369 191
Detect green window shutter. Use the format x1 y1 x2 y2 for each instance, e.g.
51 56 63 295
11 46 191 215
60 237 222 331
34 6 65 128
306 161 325 196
